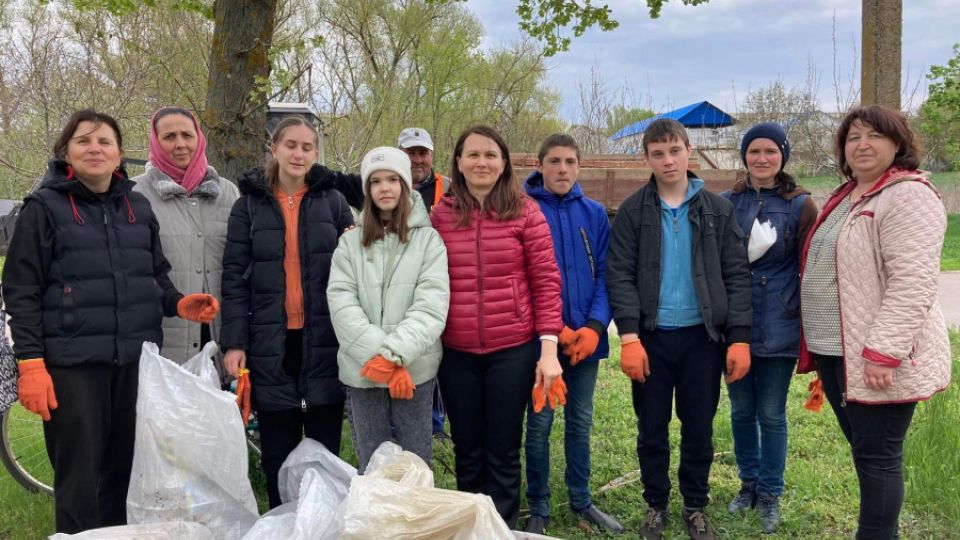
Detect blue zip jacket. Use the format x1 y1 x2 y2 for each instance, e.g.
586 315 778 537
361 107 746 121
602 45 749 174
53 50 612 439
722 180 809 357
657 178 705 328
525 172 611 361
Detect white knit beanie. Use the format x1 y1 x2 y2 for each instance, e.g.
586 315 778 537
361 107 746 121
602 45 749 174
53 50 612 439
360 147 412 191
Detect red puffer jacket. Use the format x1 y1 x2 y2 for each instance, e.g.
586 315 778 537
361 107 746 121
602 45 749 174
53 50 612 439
431 195 562 354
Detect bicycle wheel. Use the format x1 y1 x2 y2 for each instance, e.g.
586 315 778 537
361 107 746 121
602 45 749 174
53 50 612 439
246 413 261 457
0 403 54 495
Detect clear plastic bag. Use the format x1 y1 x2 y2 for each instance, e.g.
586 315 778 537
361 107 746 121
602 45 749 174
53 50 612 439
278 437 357 505
126 342 258 540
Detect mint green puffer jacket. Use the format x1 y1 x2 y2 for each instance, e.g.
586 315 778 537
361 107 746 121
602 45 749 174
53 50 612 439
328 191 450 388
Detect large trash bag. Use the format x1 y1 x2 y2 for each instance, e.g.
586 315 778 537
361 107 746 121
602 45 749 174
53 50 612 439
241 468 343 540
127 342 258 540
278 437 356 505
341 442 513 540
48 521 214 539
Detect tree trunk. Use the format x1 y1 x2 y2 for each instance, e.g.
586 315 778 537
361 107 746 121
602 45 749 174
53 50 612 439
861 0 902 109
203 0 278 181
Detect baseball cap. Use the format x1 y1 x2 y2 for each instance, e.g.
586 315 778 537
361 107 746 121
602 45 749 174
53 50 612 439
397 127 434 151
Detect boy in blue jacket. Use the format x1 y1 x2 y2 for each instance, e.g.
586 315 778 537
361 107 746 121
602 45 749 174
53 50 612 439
523 134 625 535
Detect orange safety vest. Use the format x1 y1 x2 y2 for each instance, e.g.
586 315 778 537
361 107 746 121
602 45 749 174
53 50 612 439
431 171 444 209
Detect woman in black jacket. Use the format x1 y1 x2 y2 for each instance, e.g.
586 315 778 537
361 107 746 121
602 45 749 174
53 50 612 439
220 115 355 508
2 109 217 534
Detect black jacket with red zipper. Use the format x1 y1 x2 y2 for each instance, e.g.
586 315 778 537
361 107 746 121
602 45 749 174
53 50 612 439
2 159 182 365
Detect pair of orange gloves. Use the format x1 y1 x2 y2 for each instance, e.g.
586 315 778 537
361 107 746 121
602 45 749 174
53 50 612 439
18 293 219 421
360 355 415 399
530 325 599 414
619 336 752 384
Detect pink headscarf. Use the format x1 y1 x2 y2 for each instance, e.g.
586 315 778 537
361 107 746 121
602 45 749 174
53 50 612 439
148 107 209 196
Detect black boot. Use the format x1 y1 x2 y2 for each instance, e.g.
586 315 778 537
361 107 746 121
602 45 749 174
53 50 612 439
573 504 626 534
727 480 757 514
524 515 549 535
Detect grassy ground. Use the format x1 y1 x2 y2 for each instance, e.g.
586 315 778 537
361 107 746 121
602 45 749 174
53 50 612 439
796 171 960 191
2 333 958 539
943 214 960 271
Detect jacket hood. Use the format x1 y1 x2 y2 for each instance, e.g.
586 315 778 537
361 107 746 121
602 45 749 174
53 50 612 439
238 163 336 197
37 158 134 201
730 176 811 201
140 161 224 200
524 170 584 201
357 189 431 230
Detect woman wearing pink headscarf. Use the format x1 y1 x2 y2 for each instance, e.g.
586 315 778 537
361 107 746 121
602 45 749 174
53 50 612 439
133 107 239 374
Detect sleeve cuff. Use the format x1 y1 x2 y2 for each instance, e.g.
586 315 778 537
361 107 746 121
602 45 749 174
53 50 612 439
614 317 640 336
585 319 606 336
862 347 902 368
725 326 751 345
540 335 559 343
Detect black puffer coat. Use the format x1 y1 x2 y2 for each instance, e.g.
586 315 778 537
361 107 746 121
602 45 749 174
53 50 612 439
220 164 354 411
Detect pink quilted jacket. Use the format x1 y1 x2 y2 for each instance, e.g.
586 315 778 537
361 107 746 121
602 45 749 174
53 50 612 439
431 195 563 354
798 168 952 403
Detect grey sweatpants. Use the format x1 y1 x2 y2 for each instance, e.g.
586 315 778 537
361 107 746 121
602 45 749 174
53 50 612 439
347 378 436 473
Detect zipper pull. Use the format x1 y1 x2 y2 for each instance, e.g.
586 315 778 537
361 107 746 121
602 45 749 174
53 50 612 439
301 398 307 412
288 195 294 209
673 217 679 233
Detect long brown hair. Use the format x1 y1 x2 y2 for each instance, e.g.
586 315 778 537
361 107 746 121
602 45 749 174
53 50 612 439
835 105 922 180
361 177 412 247
448 125 524 227
265 115 318 190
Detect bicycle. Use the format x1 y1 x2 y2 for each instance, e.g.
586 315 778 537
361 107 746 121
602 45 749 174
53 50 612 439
0 394 261 495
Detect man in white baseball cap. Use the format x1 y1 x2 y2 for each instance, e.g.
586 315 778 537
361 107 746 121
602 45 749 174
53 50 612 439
397 127 449 214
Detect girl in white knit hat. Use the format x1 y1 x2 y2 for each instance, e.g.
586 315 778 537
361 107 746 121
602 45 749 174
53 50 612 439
327 146 451 471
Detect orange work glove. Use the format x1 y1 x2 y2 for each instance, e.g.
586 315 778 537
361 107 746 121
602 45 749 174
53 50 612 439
564 326 601 366
360 355 398 385
558 326 577 349
531 376 568 413
235 368 252 426
725 343 751 384
17 359 58 421
804 376 825 413
620 338 650 382
177 293 220 324
387 367 415 400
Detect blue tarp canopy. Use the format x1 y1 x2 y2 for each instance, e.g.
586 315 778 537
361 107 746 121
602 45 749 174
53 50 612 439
609 101 735 141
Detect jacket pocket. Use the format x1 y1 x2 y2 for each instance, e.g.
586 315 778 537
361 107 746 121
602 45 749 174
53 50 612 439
511 279 523 320
62 284 75 334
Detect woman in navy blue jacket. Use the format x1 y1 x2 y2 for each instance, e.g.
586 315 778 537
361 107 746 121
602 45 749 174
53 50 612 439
522 134 622 535
721 123 818 534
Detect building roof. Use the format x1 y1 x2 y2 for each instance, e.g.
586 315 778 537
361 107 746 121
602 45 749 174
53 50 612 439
610 101 735 141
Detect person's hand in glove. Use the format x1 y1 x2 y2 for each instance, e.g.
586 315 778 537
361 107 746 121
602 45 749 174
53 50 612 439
564 326 601 366
620 336 650 382
17 359 58 421
235 368 252 426
387 367 415 399
177 293 220 324
531 376 568 413
804 376 825 413
360 355 398 385
725 343 751 384
558 326 577 349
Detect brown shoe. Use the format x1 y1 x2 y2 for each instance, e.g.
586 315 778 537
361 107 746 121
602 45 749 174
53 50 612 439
682 507 717 540
639 506 668 540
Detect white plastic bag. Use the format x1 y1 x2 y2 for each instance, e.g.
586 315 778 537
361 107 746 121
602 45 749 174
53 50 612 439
127 342 258 540
278 437 357 505
241 468 343 540
748 218 778 263
341 442 513 540
48 521 214 539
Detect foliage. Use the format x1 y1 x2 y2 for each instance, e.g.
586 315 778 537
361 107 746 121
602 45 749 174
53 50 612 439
920 43 960 171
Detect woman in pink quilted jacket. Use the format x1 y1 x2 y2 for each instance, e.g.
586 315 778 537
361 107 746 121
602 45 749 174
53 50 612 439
430 125 564 528
798 105 950 540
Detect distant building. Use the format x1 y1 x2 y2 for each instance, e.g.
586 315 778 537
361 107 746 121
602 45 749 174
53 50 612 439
609 101 737 155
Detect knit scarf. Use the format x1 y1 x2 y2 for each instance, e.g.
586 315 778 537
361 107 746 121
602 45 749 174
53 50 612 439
148 108 208 196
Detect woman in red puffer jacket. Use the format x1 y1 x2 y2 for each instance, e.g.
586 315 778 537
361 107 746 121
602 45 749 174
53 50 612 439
430 125 563 528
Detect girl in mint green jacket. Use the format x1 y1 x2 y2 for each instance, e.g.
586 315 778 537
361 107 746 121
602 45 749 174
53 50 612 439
327 147 450 471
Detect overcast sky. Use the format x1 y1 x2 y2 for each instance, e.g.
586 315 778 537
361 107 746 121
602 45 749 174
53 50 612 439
462 0 960 120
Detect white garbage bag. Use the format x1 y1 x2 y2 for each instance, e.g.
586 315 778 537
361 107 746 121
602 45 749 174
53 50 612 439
748 218 778 263
127 342 258 540
48 521 214 539
341 442 513 540
242 468 342 540
278 438 357 505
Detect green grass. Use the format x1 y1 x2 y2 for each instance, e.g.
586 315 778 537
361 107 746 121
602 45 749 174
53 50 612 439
943 214 960 271
2 334 958 539
797 171 960 191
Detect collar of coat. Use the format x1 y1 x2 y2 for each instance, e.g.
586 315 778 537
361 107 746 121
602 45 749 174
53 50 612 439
238 163 336 197
143 161 223 200
730 176 811 201
38 158 134 202
523 170 584 202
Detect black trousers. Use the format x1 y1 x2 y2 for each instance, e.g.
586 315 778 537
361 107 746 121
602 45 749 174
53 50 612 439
817 354 916 540
630 325 723 509
44 362 139 534
258 329 345 508
438 341 538 529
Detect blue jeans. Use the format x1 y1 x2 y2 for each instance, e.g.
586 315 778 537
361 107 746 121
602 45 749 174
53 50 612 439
726 355 796 496
524 358 599 516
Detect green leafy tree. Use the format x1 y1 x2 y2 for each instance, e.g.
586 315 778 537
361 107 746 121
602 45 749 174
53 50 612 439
920 43 960 171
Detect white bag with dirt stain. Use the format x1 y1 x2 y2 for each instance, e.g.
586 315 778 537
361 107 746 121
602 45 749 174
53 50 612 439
127 342 258 539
